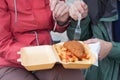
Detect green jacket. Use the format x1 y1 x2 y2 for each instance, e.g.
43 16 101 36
67 15 120 80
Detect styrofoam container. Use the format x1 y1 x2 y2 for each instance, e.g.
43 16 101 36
19 42 96 71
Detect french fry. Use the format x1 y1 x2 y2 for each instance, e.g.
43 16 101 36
54 43 89 63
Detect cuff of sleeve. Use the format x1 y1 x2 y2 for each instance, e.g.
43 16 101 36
53 20 70 32
57 19 71 26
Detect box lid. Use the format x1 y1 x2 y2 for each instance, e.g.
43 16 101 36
20 45 57 70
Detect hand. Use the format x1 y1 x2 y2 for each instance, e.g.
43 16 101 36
69 0 88 20
84 38 112 60
53 1 69 23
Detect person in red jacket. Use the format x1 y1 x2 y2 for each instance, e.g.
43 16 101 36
0 0 84 80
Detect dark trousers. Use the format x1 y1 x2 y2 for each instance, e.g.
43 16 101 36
0 64 84 80
118 65 120 80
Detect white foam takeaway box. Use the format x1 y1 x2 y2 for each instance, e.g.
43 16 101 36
19 41 96 71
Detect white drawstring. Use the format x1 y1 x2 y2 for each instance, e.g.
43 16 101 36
53 21 57 31
33 31 40 46
14 0 18 23
52 13 57 31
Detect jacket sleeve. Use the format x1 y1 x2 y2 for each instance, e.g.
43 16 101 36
108 41 120 62
79 16 92 40
53 21 69 32
0 1 26 64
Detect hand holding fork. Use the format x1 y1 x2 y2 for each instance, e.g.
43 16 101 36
68 0 88 40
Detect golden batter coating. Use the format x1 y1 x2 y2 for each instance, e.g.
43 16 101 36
63 40 85 60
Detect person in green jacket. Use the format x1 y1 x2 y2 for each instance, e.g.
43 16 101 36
68 0 120 80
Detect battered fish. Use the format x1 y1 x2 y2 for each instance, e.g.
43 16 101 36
63 40 85 60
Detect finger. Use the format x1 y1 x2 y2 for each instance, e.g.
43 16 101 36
98 49 103 60
49 0 51 4
54 2 66 17
69 5 80 20
81 10 88 19
81 1 88 11
74 1 88 19
76 11 82 20
81 1 88 18
74 1 84 13
53 1 61 17
98 41 112 60
69 7 75 20
73 1 84 19
50 0 58 11
98 51 106 60
60 5 69 16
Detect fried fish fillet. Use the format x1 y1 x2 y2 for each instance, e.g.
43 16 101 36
63 40 85 59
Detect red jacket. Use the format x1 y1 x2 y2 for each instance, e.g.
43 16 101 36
0 0 68 68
